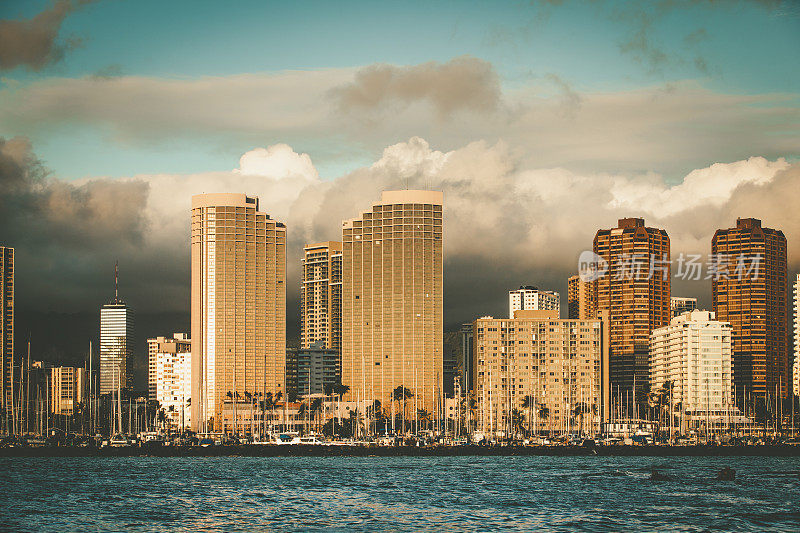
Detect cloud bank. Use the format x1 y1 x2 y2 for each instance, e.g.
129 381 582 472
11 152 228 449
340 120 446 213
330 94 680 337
1 68 797 179
4 136 798 329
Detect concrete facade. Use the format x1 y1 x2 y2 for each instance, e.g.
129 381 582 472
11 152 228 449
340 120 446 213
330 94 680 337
473 310 608 437
650 310 734 428
594 217 671 397
508 286 560 319
712 218 788 400
301 242 342 351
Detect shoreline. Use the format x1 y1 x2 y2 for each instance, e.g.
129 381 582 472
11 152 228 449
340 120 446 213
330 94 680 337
3 444 800 458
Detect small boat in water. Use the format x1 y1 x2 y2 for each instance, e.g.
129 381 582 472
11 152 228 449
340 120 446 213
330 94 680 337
108 434 135 447
299 435 326 445
275 432 302 445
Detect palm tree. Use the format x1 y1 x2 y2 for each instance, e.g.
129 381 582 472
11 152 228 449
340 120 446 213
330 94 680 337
311 397 324 434
521 395 536 436
573 402 591 437
511 408 526 439
244 391 254 437
274 391 283 432
538 404 550 437
392 385 413 433
367 399 383 434
225 391 234 435
417 408 430 431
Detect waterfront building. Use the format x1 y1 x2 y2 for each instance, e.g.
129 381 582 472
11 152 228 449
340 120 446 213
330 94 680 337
443 341 457 397
670 297 698 318
472 310 608 437
594 217 670 397
341 190 443 413
301 242 343 351
148 334 192 428
793 274 800 397
508 286 560 318
190 193 286 433
650 310 737 431
286 342 340 397
50 366 87 416
460 323 474 393
0 246 12 424
712 218 788 401
567 274 596 320
100 265 133 395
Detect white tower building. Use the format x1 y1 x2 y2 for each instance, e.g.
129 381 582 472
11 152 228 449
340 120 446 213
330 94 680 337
100 263 133 395
508 286 560 319
650 310 735 432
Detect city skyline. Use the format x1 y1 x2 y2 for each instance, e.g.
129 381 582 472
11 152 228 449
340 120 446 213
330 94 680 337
0 0 800 379
2 3 800 530
1 2 799 369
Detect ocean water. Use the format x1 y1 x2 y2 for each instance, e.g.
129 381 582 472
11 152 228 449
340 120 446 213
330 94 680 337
2 455 799 531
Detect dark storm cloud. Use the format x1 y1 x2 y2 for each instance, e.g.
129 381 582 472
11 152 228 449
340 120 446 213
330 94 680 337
0 136 150 309
329 55 501 118
0 0 96 72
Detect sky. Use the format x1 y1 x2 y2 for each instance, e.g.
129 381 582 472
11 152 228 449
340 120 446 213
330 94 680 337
1 0 799 367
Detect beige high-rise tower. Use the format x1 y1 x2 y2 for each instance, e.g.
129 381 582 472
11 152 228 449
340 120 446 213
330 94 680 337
301 242 342 351
567 274 596 320
191 193 286 433
342 190 443 414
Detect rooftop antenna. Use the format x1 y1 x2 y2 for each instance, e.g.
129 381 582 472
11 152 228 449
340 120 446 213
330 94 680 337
114 260 119 302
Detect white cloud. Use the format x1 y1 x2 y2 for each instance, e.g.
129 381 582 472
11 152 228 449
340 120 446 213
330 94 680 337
235 144 319 180
608 156 790 217
8 135 799 320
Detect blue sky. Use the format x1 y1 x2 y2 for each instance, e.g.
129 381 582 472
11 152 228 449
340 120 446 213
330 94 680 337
2 0 798 181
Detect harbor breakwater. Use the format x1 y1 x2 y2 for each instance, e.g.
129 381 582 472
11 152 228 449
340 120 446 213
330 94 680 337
3 444 800 458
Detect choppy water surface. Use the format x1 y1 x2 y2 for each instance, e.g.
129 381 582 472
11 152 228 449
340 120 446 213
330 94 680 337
2 455 800 531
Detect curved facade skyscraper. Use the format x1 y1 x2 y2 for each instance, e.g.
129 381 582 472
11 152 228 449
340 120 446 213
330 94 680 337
342 190 443 414
191 193 286 433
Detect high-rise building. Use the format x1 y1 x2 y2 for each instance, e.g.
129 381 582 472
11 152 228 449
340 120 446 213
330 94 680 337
508 286 560 318
0 246 12 422
567 275 596 320
594 218 671 397
473 310 608 436
794 274 800 398
286 342 340 397
460 323 474 393
670 297 698 318
50 366 87 416
100 264 133 395
443 341 458 397
650 310 735 431
712 218 788 401
301 242 342 351
191 193 286 433
341 190 443 413
148 334 191 428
